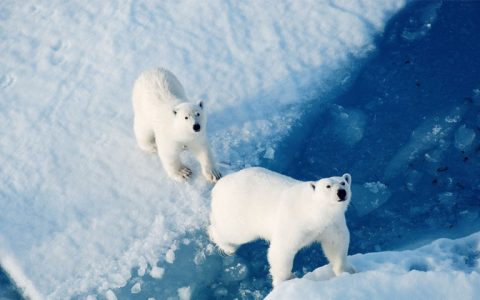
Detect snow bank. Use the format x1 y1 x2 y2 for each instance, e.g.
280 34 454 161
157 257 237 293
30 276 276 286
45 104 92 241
0 0 405 298
267 232 480 299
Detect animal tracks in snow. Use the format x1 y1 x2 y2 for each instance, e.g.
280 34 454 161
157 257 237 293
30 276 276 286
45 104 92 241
0 73 16 90
49 40 70 65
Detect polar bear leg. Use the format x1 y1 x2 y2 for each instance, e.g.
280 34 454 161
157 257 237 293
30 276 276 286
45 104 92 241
134 118 157 153
208 225 237 255
267 239 297 286
320 223 355 276
190 142 221 182
157 143 192 181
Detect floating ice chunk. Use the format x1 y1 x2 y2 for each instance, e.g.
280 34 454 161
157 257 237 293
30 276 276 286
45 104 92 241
86 295 96 300
131 282 141 294
138 260 147 277
405 170 422 192
205 243 215 256
178 286 192 300
194 250 206 265
223 262 249 282
105 290 117 300
385 106 466 179
264 147 275 160
165 249 176 264
473 88 480 106
150 266 165 279
352 182 392 217
401 2 441 41
454 125 476 150
214 286 228 297
438 192 456 210
330 105 366 146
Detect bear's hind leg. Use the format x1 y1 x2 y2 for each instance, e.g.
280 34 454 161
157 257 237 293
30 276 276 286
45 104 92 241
134 119 157 153
267 240 297 286
208 225 237 255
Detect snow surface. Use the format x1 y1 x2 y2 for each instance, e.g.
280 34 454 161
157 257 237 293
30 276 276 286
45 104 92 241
267 232 480 300
0 0 406 298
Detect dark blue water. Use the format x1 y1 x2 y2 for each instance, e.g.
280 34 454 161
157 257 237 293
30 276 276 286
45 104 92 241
0 268 21 300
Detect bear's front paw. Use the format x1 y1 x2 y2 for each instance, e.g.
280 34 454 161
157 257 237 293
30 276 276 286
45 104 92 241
203 168 222 183
171 166 192 181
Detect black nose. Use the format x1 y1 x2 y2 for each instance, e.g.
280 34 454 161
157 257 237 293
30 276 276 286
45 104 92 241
193 124 201 132
337 189 347 201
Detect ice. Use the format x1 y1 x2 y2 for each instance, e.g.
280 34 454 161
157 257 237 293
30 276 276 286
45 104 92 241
149 266 165 279
384 106 466 179
330 105 367 146
165 249 176 264
131 282 141 294
454 125 476 151
177 286 192 300
401 1 441 41
473 88 480 106
352 182 392 217
267 232 480 299
222 263 249 283
105 290 117 300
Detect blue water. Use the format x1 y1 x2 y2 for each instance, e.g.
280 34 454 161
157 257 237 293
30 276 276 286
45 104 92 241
0 268 21 300
3 1 480 299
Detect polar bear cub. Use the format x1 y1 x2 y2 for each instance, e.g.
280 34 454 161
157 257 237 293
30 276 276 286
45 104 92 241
132 68 221 182
209 167 355 286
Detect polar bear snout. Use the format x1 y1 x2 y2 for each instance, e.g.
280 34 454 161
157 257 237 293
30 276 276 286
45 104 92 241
337 189 347 201
193 123 201 132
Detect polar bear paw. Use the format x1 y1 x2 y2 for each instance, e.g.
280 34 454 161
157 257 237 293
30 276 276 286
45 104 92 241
171 166 192 181
203 168 222 183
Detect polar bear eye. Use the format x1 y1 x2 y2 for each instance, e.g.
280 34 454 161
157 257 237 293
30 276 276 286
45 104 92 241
185 116 188 120
196 113 200 117
341 182 345 186
326 185 331 189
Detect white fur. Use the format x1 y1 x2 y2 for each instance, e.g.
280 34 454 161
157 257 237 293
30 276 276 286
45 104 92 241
132 68 221 182
209 167 355 286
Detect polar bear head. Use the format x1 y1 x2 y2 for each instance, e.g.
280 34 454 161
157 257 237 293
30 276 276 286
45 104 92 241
310 173 352 210
172 101 206 141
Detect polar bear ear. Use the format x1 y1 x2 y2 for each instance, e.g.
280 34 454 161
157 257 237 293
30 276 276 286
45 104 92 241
198 101 204 109
342 173 351 184
310 182 316 191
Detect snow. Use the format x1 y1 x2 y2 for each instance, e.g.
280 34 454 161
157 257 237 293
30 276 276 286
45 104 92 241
267 232 480 299
0 0 407 298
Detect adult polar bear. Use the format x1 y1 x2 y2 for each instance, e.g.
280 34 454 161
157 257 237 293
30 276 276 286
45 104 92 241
132 68 221 182
209 167 355 286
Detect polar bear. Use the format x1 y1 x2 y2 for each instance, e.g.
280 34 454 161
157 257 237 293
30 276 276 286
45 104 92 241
132 68 221 182
208 167 355 286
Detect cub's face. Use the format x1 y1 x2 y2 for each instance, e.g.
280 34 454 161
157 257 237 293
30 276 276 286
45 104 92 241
173 101 206 141
310 173 352 209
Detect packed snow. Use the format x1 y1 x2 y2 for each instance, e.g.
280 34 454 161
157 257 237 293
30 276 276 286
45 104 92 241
267 232 480 300
0 0 407 298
